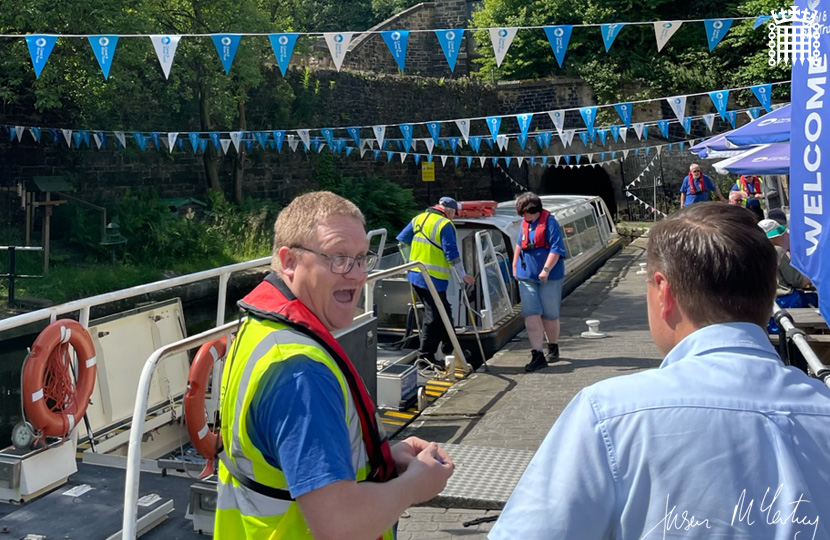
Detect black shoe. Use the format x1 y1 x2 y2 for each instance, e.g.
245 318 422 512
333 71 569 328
525 350 547 372
545 343 560 363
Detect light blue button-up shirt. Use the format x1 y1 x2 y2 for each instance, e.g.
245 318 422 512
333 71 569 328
490 323 830 540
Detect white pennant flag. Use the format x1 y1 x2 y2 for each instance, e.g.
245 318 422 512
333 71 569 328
489 27 518 66
703 113 715 132
93 133 103 149
440 155 449 166
323 32 354 71
229 131 243 152
220 139 232 155
296 129 310 150
645 166 650 172
114 131 126 148
479 156 487 167
569 164 575 169
400 152 407 163
288 134 299 152
455 119 471 142
623 149 630 159
167 132 178 152
558 131 569 148
654 21 682 52
497 134 509 151
150 35 181 79
633 123 644 140
372 125 386 149
619 128 627 143
548 110 565 133
62 129 72 147
517 156 524 167
14 126 24 141
667 95 686 122
657 146 663 155
360 147 368 158
565 130 575 146
588 154 594 163
554 155 561 166
425 138 435 154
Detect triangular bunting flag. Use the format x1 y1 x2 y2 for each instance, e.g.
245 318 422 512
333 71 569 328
114 131 126 149
469 136 481 152
297 129 310 150
150 35 181 79
751 84 772 112
435 29 463 71
610 125 620 142
189 132 200 152
754 15 771 29
88 35 120 79
486 116 501 142
549 110 565 133
373 125 386 149
633 123 644 140
132 132 146 151
320 128 335 149
346 127 361 147
725 110 737 128
709 90 729 120
211 34 241 74
579 132 589 147
704 19 733 51
455 119 470 142
703 113 715 132
668 95 686 122
199 139 208 153
425 138 435 154
323 32 354 71
440 155 449 166
654 21 682 52
619 128 627 143
479 156 487 167
167 132 179 152
400 124 414 150
544 25 573 67
273 130 285 152
597 129 608 145
748 107 762 120
516 113 532 140
614 103 633 128
268 33 299 76
600 23 625 52
381 30 409 72
489 27 518 66
579 106 597 136
26 35 58 78
220 139 231 155
656 119 670 139
682 117 692 133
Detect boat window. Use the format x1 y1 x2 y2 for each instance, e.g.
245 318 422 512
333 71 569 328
579 216 601 251
562 220 581 257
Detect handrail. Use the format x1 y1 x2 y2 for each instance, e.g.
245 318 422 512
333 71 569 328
122 261 468 539
773 304 830 388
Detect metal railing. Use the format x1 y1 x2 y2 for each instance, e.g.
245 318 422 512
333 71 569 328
773 304 830 388
121 261 468 539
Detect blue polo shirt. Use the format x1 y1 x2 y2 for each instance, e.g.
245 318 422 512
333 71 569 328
680 173 717 205
514 213 567 281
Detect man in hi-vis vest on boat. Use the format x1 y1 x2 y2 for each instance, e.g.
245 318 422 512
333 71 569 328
215 191 454 540
396 196 475 368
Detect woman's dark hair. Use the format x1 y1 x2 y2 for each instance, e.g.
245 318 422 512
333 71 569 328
647 203 776 327
515 192 543 215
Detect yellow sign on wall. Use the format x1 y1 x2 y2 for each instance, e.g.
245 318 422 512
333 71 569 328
421 162 435 182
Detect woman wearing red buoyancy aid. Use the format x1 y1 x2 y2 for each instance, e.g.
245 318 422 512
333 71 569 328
512 192 568 373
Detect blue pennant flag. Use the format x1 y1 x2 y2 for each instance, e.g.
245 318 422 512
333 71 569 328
656 119 670 139
725 110 737 128
505 157 512 168
414 153 422 164
542 156 549 167
751 84 773 112
187 131 199 154
518 133 528 149
434 29 463 72
516 113 532 139
709 90 730 120
93 130 105 147
704 19 733 51
273 130 285 152
254 131 270 149
151 132 161 150
347 127 360 146
485 137 494 149
634 148 640 156
268 33 299 76
754 15 771 29
7 126 15 141
395 139 404 151
610 125 620 141
243 139 253 152
426 121 441 142
601 23 626 52
448 136 459 153
30 127 42 143
310 138 321 153
427 154 434 164
400 124 414 150
436 139 445 150
597 129 608 145
26 35 58 78
466 156 473 167
579 132 589 147
611 151 617 159
642 125 649 140
530 157 536 167
668 143 675 152
564 155 571 165
575 154 581 163
173 138 183 151
679 141 686 151
48 128 60 145
486 116 501 142
748 106 762 120
373 150 381 161
267 139 275 149
78 130 90 147
321 128 335 149
133 132 147 151
345 146 354 157
88 35 119 79
682 117 692 133
534 134 544 149
199 139 208 153
644 147 651 156
580 106 597 136
381 30 410 72
469 135 482 152
600 152 606 161
454 156 460 167
614 103 632 128
491 157 499 167
210 132 221 150
541 131 552 147
211 34 242 74
544 25 573 67
386 150 394 162
335 139 345 154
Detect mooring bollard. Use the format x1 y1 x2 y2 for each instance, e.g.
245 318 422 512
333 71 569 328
581 319 608 339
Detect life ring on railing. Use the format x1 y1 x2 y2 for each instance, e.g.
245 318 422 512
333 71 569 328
22 319 97 438
184 337 226 460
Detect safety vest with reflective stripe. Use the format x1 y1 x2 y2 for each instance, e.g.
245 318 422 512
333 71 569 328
735 176 765 209
214 316 394 540
408 210 455 281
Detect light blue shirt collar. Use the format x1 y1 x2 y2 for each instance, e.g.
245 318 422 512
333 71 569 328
661 322 780 369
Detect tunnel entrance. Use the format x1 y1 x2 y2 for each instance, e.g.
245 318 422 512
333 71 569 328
540 162 617 219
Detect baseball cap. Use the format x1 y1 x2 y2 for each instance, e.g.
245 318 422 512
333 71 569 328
758 218 787 239
767 208 788 226
439 196 458 210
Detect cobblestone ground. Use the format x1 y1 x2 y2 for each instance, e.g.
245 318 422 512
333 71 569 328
395 238 664 539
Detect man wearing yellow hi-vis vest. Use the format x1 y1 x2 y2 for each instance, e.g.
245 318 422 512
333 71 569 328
215 191 454 540
396 196 475 368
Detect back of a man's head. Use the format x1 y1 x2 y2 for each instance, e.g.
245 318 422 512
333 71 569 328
647 203 776 327
271 191 365 274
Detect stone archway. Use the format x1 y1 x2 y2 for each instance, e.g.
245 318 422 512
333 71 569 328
539 161 617 219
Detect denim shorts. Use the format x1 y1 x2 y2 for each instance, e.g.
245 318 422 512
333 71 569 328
518 278 563 320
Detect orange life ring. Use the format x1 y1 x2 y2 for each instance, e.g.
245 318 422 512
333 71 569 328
184 337 226 460
22 319 97 438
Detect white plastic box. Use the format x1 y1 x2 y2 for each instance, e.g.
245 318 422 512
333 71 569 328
376 363 418 409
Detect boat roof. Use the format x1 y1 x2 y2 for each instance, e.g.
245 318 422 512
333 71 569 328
455 195 601 232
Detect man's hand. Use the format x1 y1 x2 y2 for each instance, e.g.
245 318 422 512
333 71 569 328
539 268 550 283
462 275 475 286
400 442 455 503
392 437 431 474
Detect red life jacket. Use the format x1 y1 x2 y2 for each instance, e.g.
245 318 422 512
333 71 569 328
521 209 551 250
238 273 397 486
688 172 706 194
739 175 761 194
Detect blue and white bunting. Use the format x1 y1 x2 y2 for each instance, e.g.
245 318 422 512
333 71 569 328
633 122 644 140
150 35 180 79
268 33 299 76
600 23 626 52
386 151 394 162
469 135 482 152
88 35 119 79
254 131 269 149
199 139 208 153
656 119 670 138
709 90 729 119
579 106 597 136
133 132 147 151
435 29 463 72
373 150 380 161
347 127 360 147
220 139 231 155
150 132 161 150
189 132 200 152
610 125 620 142
517 132 528 149
345 146 354 157
167 132 179 153
751 84 772 112
654 21 682 52
448 136 459 152
30 127 42 143
273 130 285 152
548 110 565 134
618 128 627 143
597 129 608 145
425 138 435 154
287 134 298 153
400 123 414 150
544 25 573 67
426 121 441 143
455 119 470 142
725 110 737 128
541 131 552 148
372 125 386 148
579 132 589 147
453 156 460 167
486 116 501 142
516 113 532 139
748 107 762 120
467 156 473 168
114 131 126 149
321 128 335 149
211 34 241 74
381 30 409 72
615 103 633 127
324 32 354 71
26 35 57 78
668 95 686 122
210 132 221 150
682 117 692 133
754 15 771 29
704 19 733 51
489 27 518 67
703 113 715 131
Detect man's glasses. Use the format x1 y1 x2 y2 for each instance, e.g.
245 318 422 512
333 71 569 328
691 169 701 174
293 247 378 274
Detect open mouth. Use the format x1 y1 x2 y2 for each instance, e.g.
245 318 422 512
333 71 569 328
333 289 356 303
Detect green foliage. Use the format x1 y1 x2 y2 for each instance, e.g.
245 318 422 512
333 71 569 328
371 0 422 21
